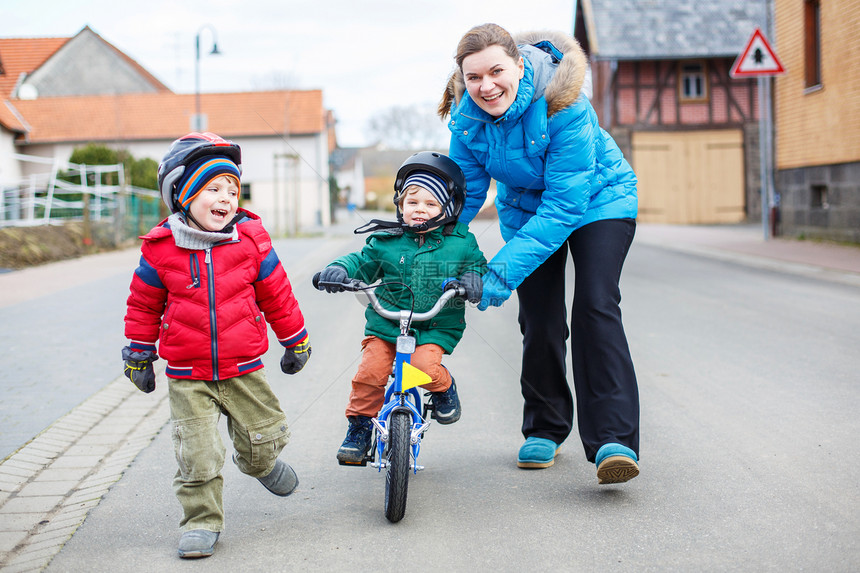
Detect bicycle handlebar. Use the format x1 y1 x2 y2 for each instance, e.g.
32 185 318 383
312 272 466 322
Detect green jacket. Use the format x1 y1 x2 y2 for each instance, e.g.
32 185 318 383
332 222 487 353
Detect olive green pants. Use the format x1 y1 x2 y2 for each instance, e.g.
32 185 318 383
168 369 290 532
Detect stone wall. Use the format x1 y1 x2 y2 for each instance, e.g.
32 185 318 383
775 161 860 243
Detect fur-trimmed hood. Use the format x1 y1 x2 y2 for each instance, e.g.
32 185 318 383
448 30 588 117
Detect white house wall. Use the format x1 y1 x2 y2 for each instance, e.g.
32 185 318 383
0 127 22 187
235 134 329 236
13 132 330 236
335 155 366 209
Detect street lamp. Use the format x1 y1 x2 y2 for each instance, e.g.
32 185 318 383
193 24 221 131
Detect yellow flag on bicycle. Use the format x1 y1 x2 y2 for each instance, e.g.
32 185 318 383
401 362 431 391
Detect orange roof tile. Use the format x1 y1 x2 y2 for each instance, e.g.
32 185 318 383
0 36 68 99
12 90 325 144
0 100 29 132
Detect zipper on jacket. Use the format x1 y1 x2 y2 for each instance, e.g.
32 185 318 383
205 247 219 380
187 253 201 289
459 112 493 125
490 121 512 184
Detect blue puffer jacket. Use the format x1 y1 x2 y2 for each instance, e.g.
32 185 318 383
447 30 638 290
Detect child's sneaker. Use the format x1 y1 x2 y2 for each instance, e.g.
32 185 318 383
177 529 219 559
257 458 298 496
430 379 461 424
337 416 373 464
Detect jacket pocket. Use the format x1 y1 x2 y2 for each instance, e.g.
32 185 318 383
246 301 266 338
160 302 176 346
497 184 543 215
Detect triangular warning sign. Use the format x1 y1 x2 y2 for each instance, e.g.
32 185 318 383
731 28 786 77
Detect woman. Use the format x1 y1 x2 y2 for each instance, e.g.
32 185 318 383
439 23 640 484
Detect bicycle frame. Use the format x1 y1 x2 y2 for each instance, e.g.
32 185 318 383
371 312 433 474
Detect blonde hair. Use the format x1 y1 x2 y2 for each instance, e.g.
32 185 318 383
437 23 519 118
394 185 419 206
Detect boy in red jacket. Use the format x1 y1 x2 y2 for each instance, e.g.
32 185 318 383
122 133 311 559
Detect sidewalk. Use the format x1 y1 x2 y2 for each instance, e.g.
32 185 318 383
1 218 858 571
634 223 860 286
0 376 169 572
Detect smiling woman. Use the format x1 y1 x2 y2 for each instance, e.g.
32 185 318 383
438 23 641 484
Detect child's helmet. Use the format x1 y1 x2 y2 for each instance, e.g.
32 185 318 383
393 151 466 231
157 132 242 213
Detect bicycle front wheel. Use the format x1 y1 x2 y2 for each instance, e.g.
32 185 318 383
384 410 410 523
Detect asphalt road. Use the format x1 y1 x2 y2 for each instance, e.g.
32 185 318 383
32 218 859 572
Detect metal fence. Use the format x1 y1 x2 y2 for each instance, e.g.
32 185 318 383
2 154 163 242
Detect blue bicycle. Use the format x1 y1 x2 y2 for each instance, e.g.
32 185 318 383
314 274 466 522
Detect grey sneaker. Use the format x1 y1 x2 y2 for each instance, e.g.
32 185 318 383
337 416 373 464
430 380 461 424
257 458 298 497
178 529 219 559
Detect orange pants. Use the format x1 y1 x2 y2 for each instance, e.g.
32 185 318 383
345 336 452 418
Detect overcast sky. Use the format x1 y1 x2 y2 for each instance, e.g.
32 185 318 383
4 0 574 147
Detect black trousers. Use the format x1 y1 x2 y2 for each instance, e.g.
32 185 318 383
516 218 639 462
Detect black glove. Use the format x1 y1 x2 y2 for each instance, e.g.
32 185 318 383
318 265 348 293
458 271 483 303
122 346 157 393
281 339 312 374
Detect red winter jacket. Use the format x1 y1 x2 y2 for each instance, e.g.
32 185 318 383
124 210 307 380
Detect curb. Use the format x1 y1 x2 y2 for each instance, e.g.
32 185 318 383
0 376 169 572
634 235 860 288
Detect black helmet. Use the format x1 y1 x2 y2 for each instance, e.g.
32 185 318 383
157 132 242 213
393 151 466 231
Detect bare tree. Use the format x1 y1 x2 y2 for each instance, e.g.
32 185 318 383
251 71 300 91
366 103 449 150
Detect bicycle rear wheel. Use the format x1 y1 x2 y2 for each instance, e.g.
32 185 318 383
384 410 410 523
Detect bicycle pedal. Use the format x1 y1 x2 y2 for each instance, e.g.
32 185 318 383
338 458 368 467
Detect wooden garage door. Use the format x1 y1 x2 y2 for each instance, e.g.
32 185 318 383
632 129 745 224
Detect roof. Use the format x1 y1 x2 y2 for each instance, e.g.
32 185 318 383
10 90 325 144
0 36 68 131
0 36 68 99
330 147 361 170
20 27 171 98
580 0 768 60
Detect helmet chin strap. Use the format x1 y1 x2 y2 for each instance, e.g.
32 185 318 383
402 211 453 233
354 208 455 235
183 208 205 231
404 193 458 232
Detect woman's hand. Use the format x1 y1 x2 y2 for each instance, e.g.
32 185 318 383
477 269 511 311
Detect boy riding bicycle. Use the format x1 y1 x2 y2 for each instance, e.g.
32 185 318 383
316 152 487 464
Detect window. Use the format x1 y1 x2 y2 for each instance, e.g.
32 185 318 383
811 184 829 209
240 183 251 201
679 62 707 101
805 0 822 88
